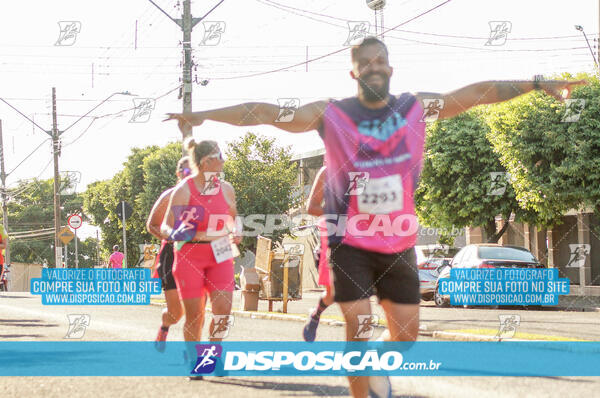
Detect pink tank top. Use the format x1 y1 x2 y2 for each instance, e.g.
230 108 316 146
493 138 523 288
318 94 425 254
186 176 230 235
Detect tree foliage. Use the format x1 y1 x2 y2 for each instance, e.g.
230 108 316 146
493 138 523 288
223 132 300 251
82 135 298 260
485 72 600 225
416 72 598 242
83 143 182 266
5 178 96 266
415 110 519 242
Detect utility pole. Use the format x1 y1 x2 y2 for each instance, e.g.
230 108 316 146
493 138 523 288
1 91 131 269
121 201 127 268
96 229 100 267
52 88 62 268
74 227 79 268
181 0 194 147
0 120 10 265
147 0 224 153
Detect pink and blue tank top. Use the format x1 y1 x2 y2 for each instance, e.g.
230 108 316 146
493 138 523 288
318 93 426 254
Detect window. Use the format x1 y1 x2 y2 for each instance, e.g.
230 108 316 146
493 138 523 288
477 246 537 262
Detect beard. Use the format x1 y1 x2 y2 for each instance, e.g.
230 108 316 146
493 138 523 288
358 73 390 102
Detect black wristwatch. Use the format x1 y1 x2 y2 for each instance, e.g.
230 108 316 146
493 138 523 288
532 74 544 90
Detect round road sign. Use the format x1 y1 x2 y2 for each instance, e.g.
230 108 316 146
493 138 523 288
68 214 83 229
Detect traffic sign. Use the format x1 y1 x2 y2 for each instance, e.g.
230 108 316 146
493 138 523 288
68 214 83 229
115 201 133 220
59 226 75 245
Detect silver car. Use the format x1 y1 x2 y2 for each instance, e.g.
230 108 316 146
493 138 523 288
419 258 452 300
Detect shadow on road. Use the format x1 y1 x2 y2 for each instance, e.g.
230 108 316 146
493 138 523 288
0 318 59 328
0 334 44 338
206 378 348 396
0 295 35 299
205 378 426 397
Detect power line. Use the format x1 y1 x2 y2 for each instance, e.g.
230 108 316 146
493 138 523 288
0 98 48 133
259 0 595 41
6 139 50 176
256 0 591 53
62 84 181 147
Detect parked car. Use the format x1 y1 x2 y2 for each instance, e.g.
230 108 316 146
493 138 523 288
433 244 544 308
419 258 452 300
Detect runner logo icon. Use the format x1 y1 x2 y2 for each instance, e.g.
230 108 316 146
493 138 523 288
345 172 370 195
354 315 379 339
192 344 223 374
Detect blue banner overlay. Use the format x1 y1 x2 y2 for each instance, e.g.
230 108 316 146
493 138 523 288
30 269 162 305
438 268 569 306
0 342 599 376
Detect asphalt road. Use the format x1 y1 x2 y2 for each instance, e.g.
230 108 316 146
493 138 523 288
0 293 599 398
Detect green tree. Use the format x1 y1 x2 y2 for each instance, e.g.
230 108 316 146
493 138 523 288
139 142 182 222
223 132 300 251
485 72 599 225
6 178 94 266
83 143 182 265
415 110 520 242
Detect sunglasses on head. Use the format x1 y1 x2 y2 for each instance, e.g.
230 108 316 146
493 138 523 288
181 167 192 177
205 152 223 161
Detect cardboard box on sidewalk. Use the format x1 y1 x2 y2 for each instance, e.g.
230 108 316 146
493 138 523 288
241 267 260 292
241 267 260 311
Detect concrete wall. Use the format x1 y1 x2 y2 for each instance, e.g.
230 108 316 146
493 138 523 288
6 262 43 292
550 215 579 281
499 222 525 248
590 213 600 287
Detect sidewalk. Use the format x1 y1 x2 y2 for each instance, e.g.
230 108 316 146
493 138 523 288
558 294 600 312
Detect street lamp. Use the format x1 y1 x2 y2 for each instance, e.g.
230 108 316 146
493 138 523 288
62 91 135 133
574 25 599 70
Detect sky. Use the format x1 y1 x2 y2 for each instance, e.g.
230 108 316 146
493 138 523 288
0 0 597 239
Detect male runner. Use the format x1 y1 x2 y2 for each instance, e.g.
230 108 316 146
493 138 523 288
165 36 585 397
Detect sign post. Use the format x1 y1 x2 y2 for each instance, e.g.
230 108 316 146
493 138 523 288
68 214 83 268
115 201 133 268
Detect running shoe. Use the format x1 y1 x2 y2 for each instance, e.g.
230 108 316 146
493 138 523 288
154 327 168 353
302 313 320 342
368 375 392 398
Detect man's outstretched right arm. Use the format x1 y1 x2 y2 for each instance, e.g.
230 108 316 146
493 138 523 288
164 101 327 133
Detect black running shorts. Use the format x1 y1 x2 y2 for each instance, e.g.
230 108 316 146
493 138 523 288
330 243 420 304
157 242 177 291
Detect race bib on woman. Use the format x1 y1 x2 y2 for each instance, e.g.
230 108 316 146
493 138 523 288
211 236 234 263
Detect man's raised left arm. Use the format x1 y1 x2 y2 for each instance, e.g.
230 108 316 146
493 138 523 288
415 79 587 120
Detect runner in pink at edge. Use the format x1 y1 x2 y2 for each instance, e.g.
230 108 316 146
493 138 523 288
165 35 584 397
303 166 334 342
108 245 124 269
161 138 241 377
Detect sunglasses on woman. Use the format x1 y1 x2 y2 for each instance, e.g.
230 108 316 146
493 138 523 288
205 152 223 161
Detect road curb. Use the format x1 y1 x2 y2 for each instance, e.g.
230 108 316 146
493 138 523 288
149 300 590 342
557 306 600 312
432 331 507 342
